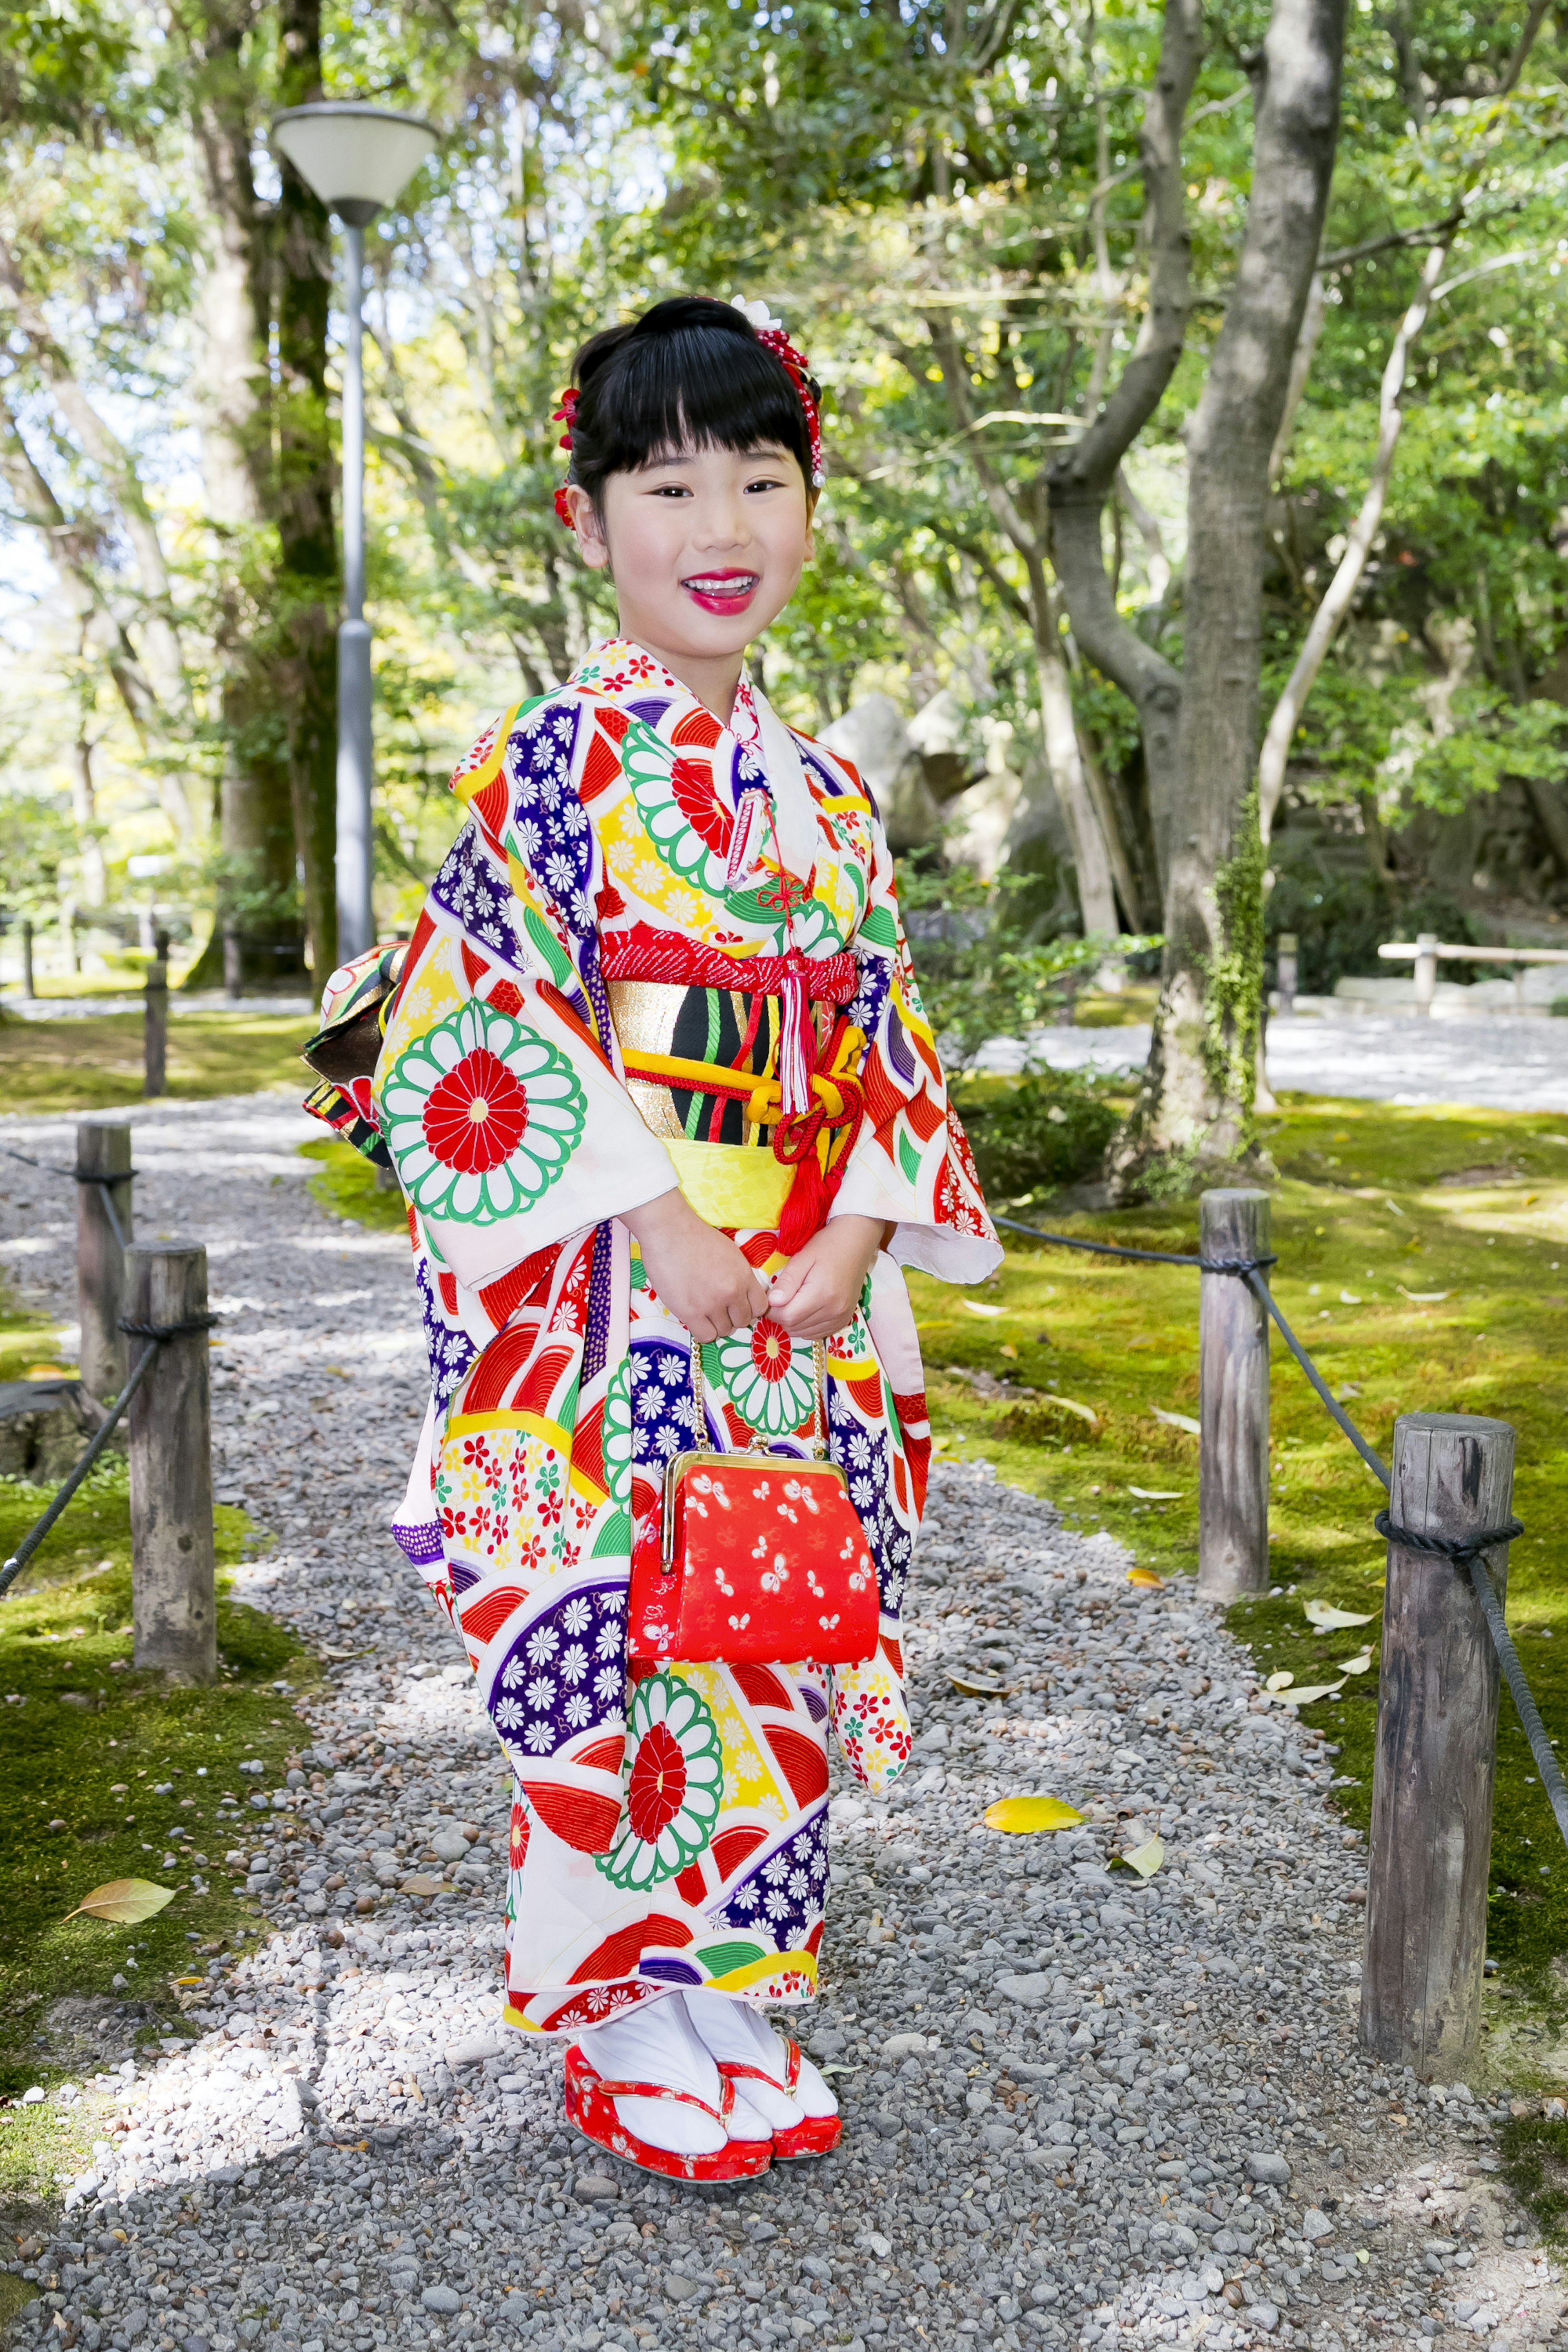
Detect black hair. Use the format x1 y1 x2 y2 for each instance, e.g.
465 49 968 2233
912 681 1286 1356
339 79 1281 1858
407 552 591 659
566 295 817 510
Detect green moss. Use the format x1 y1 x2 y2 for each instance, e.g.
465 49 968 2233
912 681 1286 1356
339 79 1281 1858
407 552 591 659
0 1452 319 2104
0 1009 315 1116
1499 2114 1568 2242
912 1091 1568 2007
1203 783 1267 1131
298 1136 408 1232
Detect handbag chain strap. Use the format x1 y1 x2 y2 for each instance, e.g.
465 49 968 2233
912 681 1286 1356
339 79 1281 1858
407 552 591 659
690 1330 830 1461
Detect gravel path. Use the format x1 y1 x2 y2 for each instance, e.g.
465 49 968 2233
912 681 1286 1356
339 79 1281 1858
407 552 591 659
991 1014 1568 1114
0 1093 1556 2352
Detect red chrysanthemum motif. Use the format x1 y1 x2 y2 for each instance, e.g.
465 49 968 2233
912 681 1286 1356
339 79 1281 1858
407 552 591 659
626 1719 688 1846
750 1318 794 1384
422 1047 529 1174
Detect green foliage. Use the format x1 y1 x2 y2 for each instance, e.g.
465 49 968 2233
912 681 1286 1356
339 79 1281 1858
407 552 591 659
1409 690 1568 816
0 792 76 917
952 1071 1123 1201
896 858 1156 1070
1265 860 1477 996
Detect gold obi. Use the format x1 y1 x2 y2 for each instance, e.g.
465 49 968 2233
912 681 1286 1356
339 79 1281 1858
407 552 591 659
606 975 794 1232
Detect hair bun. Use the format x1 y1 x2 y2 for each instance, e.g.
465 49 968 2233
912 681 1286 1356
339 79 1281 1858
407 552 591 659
628 296 755 343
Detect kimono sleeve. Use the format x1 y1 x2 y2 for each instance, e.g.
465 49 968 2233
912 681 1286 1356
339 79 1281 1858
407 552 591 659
830 822 1002 1286
375 739 678 1292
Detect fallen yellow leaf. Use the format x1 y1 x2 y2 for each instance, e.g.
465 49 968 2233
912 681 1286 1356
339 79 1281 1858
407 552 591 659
984 1797 1085 1836
1265 1670 1295 1691
1303 1598 1375 1630
1399 1285 1450 1303
1336 1648 1374 1675
1152 1407 1201 1436
1129 1486 1183 1500
1043 1393 1099 1428
999 1343 1018 1361
1127 1566 1165 1589
949 1669 1013 1697
399 1874 446 1898
65 1878 175 1926
1268 1679 1346 1708
962 1301 1006 1319
1121 1835 1164 1878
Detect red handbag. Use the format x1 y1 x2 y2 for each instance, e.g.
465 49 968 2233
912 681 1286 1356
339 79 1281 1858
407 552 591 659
628 1336 881 1668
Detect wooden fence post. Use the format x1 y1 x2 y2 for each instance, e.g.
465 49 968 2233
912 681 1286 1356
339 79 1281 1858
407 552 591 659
144 929 169 1098
1360 1410 1513 2077
20 918 35 999
76 1119 133 1402
126 1243 216 1684
1197 1187 1271 1599
1413 931 1438 1017
1275 933 1298 1018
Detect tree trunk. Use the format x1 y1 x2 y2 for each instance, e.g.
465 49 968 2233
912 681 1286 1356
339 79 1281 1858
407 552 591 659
1046 0 1201 890
1115 0 1346 1184
1036 632 1119 936
274 0 339 983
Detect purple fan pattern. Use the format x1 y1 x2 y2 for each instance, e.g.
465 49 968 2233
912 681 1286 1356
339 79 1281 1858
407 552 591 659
487 1578 627 1764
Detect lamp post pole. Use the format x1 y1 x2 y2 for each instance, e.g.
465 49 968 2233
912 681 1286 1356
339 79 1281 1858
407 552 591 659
270 101 438 975
336 217 374 963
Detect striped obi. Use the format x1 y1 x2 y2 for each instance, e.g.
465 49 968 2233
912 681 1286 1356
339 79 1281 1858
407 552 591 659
599 923 865 1246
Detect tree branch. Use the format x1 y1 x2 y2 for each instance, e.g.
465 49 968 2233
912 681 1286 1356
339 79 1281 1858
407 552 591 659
1045 0 1199 722
1258 240 1447 836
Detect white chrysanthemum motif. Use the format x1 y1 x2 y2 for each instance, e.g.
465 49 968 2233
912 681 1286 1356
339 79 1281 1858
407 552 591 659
380 1000 586 1225
712 1318 817 1438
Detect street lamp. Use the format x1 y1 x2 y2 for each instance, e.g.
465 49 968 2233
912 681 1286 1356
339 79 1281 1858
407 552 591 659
271 100 438 964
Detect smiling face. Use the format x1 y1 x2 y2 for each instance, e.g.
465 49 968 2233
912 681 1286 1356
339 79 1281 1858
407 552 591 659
567 440 815 702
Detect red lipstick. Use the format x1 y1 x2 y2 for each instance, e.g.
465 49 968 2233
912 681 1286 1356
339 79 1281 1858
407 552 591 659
681 568 760 616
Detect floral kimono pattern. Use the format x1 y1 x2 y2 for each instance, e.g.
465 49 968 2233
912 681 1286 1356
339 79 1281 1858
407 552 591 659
372 638 999 2034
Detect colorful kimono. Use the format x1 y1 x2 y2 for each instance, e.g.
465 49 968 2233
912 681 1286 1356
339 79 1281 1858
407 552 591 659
369 638 999 2035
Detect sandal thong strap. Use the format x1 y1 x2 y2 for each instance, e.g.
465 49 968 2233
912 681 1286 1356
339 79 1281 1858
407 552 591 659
590 2070 736 2129
715 2035 802 2099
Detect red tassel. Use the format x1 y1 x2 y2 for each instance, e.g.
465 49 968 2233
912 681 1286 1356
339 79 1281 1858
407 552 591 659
776 1152 829 1255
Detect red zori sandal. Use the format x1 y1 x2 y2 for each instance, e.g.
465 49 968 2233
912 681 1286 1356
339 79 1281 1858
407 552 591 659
716 2036 842 2160
563 2042 773 2183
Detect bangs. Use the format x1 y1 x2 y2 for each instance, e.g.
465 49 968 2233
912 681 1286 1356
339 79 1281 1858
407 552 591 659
573 315 814 494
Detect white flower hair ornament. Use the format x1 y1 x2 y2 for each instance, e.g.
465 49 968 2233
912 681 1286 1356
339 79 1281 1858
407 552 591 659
731 296 826 488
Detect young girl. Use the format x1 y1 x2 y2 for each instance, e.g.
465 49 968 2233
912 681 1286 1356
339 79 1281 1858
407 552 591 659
344 295 999 2182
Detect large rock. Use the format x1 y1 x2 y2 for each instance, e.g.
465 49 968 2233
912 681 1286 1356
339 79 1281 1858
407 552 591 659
941 769 1024 880
0 1376 109 1483
818 695 943 854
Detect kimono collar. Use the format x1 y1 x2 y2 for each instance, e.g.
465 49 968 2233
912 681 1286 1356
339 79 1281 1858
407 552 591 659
571 636 762 750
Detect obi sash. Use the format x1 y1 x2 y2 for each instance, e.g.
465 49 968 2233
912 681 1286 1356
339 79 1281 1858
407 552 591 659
601 924 866 1250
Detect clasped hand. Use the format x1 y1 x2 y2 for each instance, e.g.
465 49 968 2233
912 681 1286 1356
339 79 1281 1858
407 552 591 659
621 1190 886 1344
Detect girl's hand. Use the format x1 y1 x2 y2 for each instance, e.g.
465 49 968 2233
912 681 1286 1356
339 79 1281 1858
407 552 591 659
767 1215 888 1342
622 1188 771 1342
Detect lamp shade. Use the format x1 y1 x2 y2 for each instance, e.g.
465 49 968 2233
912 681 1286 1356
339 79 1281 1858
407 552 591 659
272 102 437 225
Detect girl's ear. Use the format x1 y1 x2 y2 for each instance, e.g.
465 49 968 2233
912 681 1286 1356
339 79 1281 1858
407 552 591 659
566 484 610 569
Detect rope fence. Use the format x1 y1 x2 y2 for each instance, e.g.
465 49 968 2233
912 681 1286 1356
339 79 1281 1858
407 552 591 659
0 1137 1554 2072
996 1189 1559 2074
0 1122 218 1680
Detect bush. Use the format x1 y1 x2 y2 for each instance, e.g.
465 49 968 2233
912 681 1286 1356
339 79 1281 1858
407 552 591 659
1264 864 1478 996
952 1071 1122 1201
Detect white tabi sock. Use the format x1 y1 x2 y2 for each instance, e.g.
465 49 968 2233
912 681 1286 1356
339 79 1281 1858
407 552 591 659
679 1989 839 2129
574 1995 773 2158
